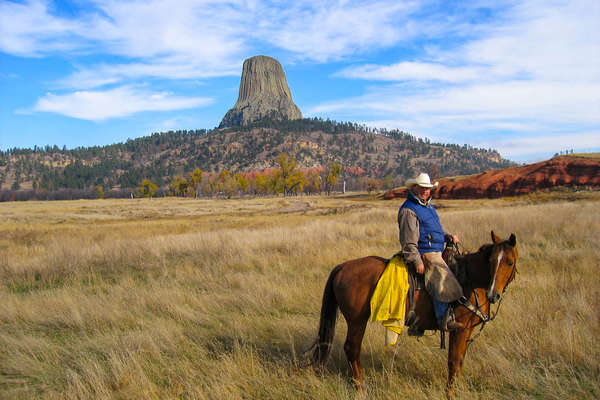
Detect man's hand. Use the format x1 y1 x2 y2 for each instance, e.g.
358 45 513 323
416 263 425 274
450 234 459 244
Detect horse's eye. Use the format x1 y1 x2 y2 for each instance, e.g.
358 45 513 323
507 260 514 266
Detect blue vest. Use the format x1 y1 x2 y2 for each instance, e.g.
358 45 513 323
401 194 445 254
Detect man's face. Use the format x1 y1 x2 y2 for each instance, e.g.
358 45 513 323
414 185 431 201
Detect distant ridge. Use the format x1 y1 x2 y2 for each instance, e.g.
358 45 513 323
0 118 514 192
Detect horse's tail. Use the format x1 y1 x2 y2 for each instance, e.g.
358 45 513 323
307 264 343 368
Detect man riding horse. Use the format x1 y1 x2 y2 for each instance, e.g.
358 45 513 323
310 183 518 395
398 172 463 331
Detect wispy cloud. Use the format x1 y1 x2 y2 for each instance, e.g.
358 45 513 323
312 78 600 159
491 131 600 157
1 0 250 87
253 1 418 62
32 86 213 120
357 117 599 162
2 0 423 88
0 0 87 56
57 59 239 90
336 62 490 83
317 81 600 122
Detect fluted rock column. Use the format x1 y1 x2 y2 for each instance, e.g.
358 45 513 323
219 55 302 128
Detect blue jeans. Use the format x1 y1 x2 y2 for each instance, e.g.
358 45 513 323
433 298 449 324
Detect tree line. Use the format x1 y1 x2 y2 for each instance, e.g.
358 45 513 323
1 154 359 201
137 154 342 199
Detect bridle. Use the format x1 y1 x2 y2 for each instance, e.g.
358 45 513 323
450 241 518 344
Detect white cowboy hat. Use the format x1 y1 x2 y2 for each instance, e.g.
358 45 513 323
405 173 439 188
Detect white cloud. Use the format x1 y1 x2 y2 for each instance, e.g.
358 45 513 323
336 62 490 83
1 0 251 87
336 1 600 86
0 0 87 56
485 130 600 163
311 79 600 137
1 0 423 88
462 0 600 82
395 81 599 124
33 86 213 120
58 59 239 90
491 131 600 156
316 0 600 160
86 0 247 58
354 118 599 162
253 1 417 62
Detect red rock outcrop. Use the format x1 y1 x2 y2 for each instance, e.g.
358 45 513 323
383 155 600 199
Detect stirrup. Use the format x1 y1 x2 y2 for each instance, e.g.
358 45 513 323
441 307 464 331
405 310 417 326
406 311 423 336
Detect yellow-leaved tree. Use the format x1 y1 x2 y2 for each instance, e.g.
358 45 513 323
169 175 188 197
274 153 306 196
189 168 203 198
93 185 104 199
234 173 249 194
137 179 158 199
324 162 341 195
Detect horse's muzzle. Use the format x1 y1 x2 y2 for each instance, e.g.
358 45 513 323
488 292 502 304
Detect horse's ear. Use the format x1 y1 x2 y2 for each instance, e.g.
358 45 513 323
509 233 516 246
491 230 501 243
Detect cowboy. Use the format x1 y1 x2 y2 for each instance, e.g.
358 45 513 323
398 172 464 331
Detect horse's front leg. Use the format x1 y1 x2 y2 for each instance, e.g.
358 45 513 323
446 326 475 399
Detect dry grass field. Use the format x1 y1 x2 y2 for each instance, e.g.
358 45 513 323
1 191 599 399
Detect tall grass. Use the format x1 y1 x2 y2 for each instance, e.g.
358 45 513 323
1 194 598 399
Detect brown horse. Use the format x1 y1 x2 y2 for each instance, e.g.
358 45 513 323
308 231 518 398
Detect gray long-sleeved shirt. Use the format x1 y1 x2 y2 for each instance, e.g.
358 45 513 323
397 207 423 268
398 204 450 268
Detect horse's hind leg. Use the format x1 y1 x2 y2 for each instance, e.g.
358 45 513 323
344 320 368 390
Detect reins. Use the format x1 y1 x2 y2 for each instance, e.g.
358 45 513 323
461 284 513 346
458 292 492 346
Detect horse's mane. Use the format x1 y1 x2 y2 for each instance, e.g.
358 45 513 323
451 243 494 288
476 243 494 258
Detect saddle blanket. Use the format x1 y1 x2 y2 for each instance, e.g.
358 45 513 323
370 255 410 346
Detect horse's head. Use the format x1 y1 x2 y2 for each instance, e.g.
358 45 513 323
486 231 518 304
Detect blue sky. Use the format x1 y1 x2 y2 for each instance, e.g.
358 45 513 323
1 0 598 163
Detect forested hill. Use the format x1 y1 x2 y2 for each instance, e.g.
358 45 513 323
0 118 514 194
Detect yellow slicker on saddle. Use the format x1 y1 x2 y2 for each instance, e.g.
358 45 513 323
370 255 409 346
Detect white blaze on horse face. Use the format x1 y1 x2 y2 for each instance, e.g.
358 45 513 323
488 250 503 298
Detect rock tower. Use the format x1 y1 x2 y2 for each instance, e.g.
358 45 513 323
219 55 302 128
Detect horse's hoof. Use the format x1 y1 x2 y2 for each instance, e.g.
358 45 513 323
446 382 457 399
351 377 365 390
353 381 367 398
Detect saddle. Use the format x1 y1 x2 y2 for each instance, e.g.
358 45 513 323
403 242 465 343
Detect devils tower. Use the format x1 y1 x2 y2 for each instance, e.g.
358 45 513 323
219 55 302 128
